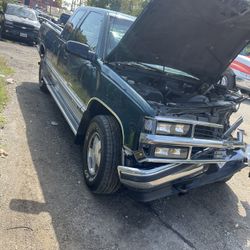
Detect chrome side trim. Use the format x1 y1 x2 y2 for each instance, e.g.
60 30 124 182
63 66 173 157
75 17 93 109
154 116 224 128
44 77 77 134
140 133 245 149
46 60 86 113
118 164 205 189
87 97 125 144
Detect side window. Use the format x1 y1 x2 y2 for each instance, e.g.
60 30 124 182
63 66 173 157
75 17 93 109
62 9 86 40
75 12 104 51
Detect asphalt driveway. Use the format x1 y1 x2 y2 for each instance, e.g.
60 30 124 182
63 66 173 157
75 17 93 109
0 40 250 250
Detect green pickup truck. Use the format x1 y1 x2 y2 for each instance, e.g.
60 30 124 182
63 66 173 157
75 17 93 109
38 0 250 202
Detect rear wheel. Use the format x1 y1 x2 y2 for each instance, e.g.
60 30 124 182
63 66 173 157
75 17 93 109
39 58 48 93
82 115 121 194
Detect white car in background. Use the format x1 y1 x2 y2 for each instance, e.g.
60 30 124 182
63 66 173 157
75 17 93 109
230 48 250 92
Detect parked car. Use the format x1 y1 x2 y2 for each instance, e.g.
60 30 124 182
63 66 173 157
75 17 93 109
0 4 40 44
230 49 250 92
38 0 250 202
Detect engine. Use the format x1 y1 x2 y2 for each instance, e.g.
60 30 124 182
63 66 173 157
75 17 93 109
118 68 244 127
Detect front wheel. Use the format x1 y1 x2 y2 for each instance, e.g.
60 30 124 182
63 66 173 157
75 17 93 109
82 115 122 194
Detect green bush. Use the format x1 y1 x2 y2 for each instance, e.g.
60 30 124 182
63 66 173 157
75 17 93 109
0 0 20 12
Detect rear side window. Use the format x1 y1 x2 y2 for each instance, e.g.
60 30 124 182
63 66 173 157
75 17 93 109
75 12 104 51
62 9 86 40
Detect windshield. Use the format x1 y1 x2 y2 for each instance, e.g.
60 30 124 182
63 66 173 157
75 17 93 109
106 16 197 81
6 5 37 21
107 16 134 55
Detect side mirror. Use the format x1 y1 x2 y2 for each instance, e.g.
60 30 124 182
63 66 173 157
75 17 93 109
65 40 97 62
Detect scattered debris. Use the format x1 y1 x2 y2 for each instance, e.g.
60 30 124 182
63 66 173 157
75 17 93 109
0 148 8 158
51 121 59 126
6 226 33 231
6 78 15 84
235 223 239 228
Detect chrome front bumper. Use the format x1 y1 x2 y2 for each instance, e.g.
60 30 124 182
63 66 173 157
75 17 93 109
118 146 250 191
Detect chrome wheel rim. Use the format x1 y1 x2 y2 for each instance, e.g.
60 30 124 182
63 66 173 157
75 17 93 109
87 132 101 177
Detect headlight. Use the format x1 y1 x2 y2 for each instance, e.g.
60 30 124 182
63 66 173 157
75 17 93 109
156 122 190 136
155 147 189 159
5 20 13 25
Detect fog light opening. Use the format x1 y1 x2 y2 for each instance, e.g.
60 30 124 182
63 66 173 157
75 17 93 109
155 147 188 159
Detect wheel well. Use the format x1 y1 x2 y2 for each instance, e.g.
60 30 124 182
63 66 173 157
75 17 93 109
75 101 124 145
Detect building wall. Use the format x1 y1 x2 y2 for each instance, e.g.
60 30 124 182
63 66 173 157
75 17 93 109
23 0 59 11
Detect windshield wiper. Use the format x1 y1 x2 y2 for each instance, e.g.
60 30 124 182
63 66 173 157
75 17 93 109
111 61 201 84
111 61 164 73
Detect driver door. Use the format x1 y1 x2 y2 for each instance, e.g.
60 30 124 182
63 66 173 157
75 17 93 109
59 11 105 112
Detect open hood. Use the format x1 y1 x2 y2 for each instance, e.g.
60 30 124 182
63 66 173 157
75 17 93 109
106 0 250 83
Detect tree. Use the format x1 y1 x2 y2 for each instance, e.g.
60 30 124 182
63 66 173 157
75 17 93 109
109 0 121 11
0 0 19 12
54 0 63 8
87 0 109 8
86 0 150 16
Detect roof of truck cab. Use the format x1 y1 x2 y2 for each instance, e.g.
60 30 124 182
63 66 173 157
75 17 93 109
77 6 135 21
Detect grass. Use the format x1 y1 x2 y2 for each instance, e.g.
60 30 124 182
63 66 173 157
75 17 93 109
0 56 13 76
0 56 14 126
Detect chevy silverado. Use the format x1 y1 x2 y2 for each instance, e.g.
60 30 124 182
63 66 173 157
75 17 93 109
38 0 250 202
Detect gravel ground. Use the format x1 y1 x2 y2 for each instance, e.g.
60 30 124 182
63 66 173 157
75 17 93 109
0 40 250 250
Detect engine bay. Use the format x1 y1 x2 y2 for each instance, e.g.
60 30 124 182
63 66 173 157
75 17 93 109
111 63 245 127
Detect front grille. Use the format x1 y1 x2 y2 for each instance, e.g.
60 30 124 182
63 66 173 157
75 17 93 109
191 147 215 159
194 125 223 140
13 22 34 31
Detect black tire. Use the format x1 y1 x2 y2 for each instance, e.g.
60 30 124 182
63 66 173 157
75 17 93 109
221 68 236 90
39 58 49 93
0 25 4 40
82 115 121 194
